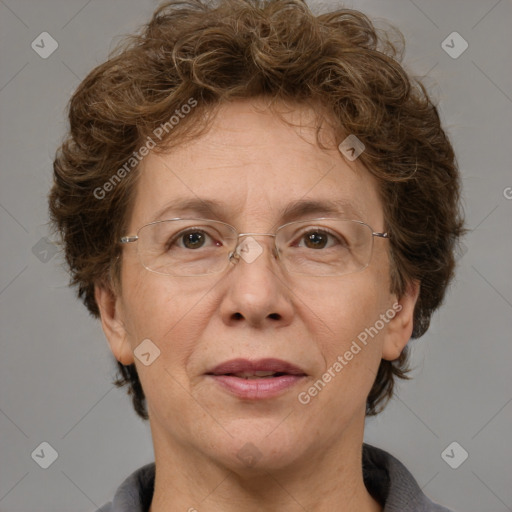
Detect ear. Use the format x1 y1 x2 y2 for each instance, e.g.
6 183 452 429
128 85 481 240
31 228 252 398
94 283 134 365
381 279 420 361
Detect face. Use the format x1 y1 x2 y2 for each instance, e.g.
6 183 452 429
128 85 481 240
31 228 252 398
96 98 417 473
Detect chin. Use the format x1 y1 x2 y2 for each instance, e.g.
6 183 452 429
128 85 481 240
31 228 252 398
201 418 308 473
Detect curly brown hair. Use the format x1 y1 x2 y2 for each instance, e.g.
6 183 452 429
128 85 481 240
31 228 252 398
49 0 465 420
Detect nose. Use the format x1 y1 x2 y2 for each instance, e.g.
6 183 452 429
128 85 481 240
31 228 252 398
220 234 294 328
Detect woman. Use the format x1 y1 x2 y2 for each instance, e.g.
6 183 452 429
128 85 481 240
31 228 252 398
49 0 465 510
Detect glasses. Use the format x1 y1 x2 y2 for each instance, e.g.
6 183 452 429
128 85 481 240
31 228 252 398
120 217 389 277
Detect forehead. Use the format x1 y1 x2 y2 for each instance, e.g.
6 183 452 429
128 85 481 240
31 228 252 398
129 99 383 230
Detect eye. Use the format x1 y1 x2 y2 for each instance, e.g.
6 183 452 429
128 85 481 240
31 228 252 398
167 229 222 250
294 228 344 250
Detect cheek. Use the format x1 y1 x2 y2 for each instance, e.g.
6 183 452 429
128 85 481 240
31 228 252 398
119 271 226 434
293 271 391 403
295 270 389 343
121 267 218 369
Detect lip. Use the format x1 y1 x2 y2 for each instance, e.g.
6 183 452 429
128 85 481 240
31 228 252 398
205 358 307 400
207 358 307 376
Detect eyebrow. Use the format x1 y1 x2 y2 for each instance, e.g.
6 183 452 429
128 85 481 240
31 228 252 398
152 197 364 224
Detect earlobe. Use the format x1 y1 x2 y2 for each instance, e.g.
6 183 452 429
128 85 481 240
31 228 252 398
381 280 420 361
94 283 134 366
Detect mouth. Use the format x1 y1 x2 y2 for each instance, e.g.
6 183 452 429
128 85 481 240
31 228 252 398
205 358 307 400
206 358 307 377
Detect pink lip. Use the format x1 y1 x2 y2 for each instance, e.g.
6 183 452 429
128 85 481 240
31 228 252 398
209 374 306 399
206 358 307 400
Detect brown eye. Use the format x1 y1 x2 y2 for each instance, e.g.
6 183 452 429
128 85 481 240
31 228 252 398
303 231 329 249
181 231 207 249
166 229 215 251
295 228 343 250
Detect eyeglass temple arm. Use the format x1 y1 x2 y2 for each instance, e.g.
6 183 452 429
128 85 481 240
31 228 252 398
120 236 138 243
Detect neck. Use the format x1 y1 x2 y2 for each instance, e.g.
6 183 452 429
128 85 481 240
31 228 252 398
147 414 382 512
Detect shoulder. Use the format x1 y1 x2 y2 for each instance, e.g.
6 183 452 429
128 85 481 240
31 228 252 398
95 504 112 512
363 443 454 512
95 463 155 512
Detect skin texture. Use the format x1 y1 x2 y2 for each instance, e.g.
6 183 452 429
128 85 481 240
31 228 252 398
95 98 419 512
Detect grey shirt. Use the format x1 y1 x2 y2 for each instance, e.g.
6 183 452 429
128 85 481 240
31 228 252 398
96 444 453 512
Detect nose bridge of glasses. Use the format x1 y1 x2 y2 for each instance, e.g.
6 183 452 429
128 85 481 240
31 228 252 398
229 231 280 263
237 232 277 239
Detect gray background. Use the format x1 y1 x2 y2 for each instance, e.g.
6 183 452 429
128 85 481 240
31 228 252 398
0 0 511 511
